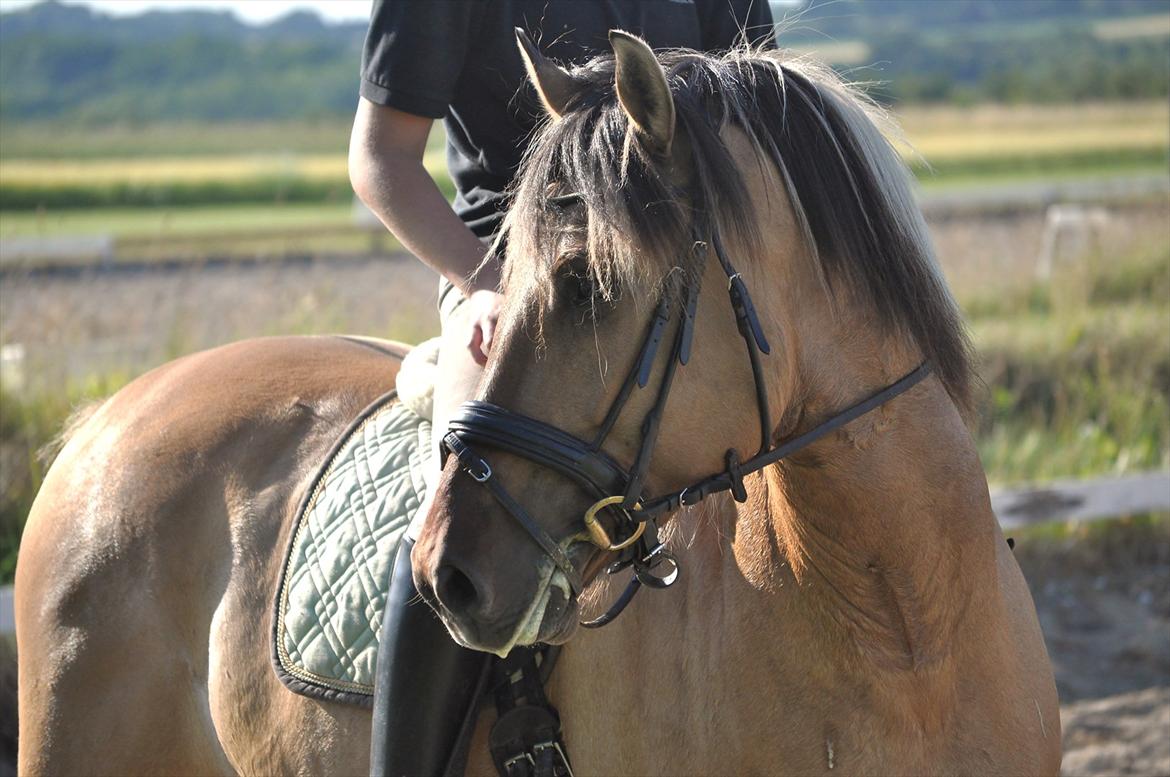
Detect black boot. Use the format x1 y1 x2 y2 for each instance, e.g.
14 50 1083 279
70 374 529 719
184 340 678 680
370 536 493 777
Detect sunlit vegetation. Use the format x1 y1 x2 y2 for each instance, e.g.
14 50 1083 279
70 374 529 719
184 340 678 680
2 241 1166 579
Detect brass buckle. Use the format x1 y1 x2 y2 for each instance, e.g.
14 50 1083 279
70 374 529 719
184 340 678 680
582 496 645 551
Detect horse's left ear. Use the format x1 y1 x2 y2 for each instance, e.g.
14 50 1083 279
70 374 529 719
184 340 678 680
609 30 674 155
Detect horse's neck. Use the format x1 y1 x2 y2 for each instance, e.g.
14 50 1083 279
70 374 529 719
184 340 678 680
551 377 1004 772
723 373 997 673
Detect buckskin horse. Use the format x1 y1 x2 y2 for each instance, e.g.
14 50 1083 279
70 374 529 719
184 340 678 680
17 33 1061 775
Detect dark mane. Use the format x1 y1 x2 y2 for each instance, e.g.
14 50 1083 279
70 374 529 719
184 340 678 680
501 47 974 413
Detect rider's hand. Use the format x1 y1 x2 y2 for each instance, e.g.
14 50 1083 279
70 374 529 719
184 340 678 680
466 289 504 366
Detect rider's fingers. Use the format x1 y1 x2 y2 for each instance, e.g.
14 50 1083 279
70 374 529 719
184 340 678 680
468 324 488 366
481 315 496 355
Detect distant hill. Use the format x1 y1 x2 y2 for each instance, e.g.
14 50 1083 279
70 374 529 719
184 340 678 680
776 0 1165 39
779 0 1170 103
0 0 1166 124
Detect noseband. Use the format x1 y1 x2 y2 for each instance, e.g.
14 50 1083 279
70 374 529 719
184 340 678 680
442 203 933 627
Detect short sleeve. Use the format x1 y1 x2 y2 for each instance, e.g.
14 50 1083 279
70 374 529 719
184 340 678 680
359 0 483 119
700 0 776 51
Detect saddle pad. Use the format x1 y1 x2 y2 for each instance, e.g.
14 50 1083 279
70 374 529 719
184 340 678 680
272 391 430 707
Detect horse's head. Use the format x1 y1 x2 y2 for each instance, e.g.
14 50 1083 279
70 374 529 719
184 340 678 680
413 31 972 655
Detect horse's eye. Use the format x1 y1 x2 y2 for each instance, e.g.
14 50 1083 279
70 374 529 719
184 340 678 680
569 271 597 309
558 259 599 311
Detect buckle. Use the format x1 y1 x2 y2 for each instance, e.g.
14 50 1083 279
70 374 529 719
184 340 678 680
502 751 535 775
582 495 645 550
468 458 492 483
634 543 679 589
533 740 574 777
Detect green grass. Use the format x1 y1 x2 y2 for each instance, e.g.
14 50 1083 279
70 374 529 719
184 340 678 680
0 202 354 239
0 119 356 159
964 244 1170 485
0 178 356 210
0 147 1159 217
913 147 1170 190
1 103 1164 210
2 244 1166 581
0 372 133 581
0 202 395 263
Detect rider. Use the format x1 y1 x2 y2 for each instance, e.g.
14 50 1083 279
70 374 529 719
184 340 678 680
349 2 774 774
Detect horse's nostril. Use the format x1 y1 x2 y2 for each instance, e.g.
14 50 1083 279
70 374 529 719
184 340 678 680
435 564 479 614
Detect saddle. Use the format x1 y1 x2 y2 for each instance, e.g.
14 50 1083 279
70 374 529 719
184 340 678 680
272 337 438 705
271 339 570 776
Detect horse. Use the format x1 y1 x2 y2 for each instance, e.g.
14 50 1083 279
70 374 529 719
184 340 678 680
16 34 1061 775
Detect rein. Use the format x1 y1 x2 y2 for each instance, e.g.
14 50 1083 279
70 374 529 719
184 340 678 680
442 207 933 627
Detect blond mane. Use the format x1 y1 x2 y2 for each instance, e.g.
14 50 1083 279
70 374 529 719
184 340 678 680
502 46 974 412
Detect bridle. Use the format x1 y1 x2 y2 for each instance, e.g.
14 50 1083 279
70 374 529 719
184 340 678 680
442 197 933 628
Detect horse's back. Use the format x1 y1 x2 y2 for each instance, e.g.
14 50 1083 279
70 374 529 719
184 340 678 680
16 335 407 776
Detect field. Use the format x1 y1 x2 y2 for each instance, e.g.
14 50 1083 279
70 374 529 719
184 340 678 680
1093 12 1170 41
1 102 1166 252
0 97 1168 775
2 101 1168 550
782 11 1170 63
3 200 1167 573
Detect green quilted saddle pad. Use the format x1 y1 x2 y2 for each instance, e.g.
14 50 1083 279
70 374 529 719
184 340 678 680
272 392 430 707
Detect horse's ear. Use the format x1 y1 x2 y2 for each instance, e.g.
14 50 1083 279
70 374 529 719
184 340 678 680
515 27 578 120
609 30 674 155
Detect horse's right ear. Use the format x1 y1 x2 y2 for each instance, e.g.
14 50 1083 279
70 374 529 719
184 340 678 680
609 30 674 156
515 28 578 120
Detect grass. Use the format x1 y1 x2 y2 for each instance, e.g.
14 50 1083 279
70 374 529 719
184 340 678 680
0 119 449 210
0 147 449 186
0 202 392 263
0 101 1165 211
1093 13 1170 41
963 243 1170 485
0 202 354 238
0 371 132 581
895 101 1169 186
1 239 1166 581
0 119 356 159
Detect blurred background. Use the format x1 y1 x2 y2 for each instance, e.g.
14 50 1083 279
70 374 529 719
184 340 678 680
0 0 1167 773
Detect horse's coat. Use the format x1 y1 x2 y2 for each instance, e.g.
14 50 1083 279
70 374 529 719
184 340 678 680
17 38 1060 776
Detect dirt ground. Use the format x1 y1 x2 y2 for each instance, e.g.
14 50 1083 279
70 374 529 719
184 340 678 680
1014 517 1170 776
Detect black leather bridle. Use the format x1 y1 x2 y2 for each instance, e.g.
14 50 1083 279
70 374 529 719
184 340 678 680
442 203 933 628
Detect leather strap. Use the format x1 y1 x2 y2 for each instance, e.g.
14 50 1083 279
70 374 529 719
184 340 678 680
489 648 573 777
449 404 630 499
636 361 933 517
444 431 584 595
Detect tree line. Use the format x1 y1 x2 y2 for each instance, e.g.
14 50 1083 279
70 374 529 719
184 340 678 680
0 0 1166 125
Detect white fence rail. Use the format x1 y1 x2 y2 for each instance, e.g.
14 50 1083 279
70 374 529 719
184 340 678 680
992 471 1170 529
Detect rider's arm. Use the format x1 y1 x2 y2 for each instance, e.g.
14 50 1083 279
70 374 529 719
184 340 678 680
348 100 498 296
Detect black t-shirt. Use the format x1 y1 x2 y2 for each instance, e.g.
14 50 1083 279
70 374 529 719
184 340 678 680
360 0 775 238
